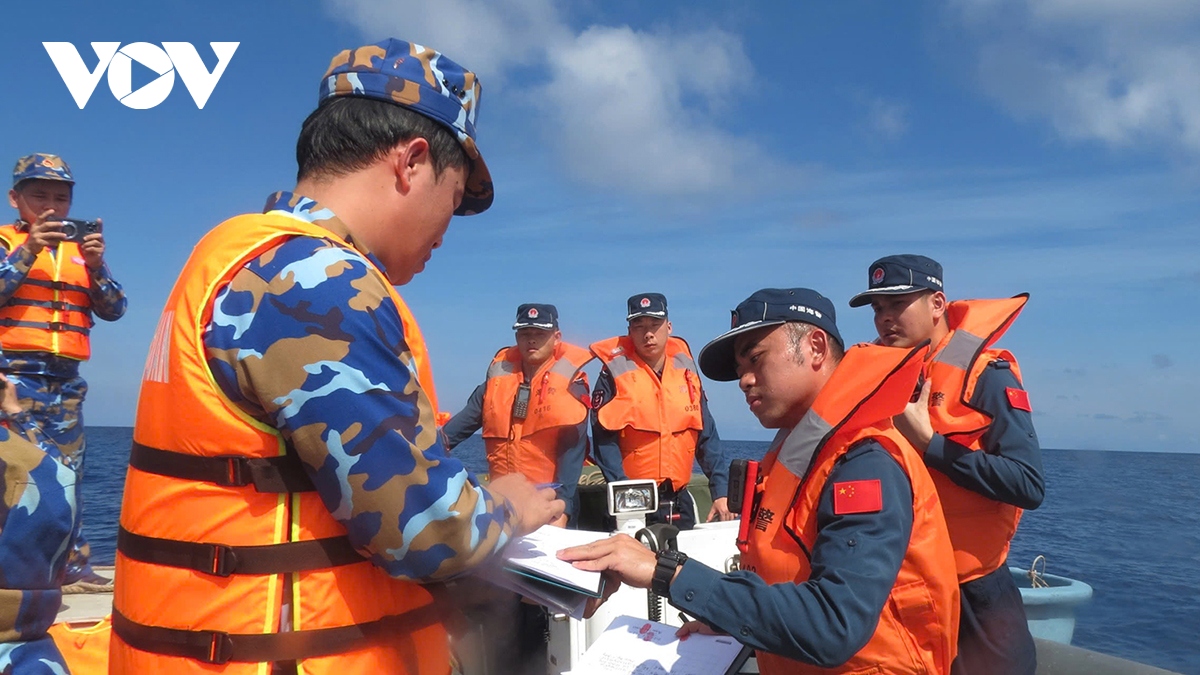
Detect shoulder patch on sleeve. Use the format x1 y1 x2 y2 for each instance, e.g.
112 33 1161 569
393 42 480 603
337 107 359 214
833 479 883 515
1006 387 1032 412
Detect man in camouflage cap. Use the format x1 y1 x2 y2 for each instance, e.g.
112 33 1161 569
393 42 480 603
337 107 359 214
110 39 561 674
2 152 126 590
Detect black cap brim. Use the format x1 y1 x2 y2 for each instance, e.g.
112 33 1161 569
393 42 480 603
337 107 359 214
626 310 668 321
848 285 925 308
697 319 788 382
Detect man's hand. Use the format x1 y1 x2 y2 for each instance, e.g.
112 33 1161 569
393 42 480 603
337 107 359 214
893 378 934 452
676 620 725 639
549 513 569 528
706 496 735 522
80 221 105 270
487 473 565 538
0 374 22 415
21 209 67 255
557 533 658 589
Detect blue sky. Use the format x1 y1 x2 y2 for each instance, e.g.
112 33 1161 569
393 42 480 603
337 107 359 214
1 0 1197 451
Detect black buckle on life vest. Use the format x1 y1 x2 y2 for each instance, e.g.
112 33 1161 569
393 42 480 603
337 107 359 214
207 630 234 665
208 543 238 577
50 300 68 311
48 321 70 332
215 455 251 487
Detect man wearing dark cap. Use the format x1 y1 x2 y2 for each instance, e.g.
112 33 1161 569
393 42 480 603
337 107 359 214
589 293 731 529
2 152 127 590
561 288 959 675
111 39 562 674
444 303 593 525
850 254 1044 675
442 303 592 674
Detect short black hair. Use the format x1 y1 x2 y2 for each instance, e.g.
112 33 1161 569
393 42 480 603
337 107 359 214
296 97 467 182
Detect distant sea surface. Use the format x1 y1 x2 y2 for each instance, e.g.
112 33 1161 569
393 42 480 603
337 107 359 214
82 428 1199 674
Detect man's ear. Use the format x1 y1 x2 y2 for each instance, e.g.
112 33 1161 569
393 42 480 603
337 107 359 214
666 320 673 336
392 136 431 193
929 291 947 321
809 329 830 370
7 189 19 210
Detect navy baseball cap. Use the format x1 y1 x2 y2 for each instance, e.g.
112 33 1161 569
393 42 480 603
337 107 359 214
848 254 944 308
698 288 844 382
626 293 668 321
513 303 558 330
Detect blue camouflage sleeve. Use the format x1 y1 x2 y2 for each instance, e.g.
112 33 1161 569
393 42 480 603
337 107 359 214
203 235 515 581
87 263 127 321
0 245 36 306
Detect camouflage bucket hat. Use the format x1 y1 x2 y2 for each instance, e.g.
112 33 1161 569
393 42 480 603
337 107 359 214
12 153 74 187
319 38 493 216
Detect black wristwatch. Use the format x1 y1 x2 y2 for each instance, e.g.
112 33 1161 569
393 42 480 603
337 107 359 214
652 549 688 597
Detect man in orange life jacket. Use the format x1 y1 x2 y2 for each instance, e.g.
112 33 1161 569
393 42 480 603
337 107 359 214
850 254 1044 675
109 38 563 675
561 288 959 674
590 293 731 529
443 303 592 674
1 153 127 589
444 303 592 525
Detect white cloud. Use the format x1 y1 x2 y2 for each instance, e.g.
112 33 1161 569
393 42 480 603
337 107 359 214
860 95 908 141
946 0 1200 154
322 0 789 197
322 0 566 81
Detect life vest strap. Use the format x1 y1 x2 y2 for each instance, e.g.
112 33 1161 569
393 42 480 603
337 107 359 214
0 318 90 335
4 297 92 314
129 442 315 493
111 603 442 665
19 278 90 294
117 526 365 577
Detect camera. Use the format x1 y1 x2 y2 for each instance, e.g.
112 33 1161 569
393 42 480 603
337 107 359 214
56 218 102 243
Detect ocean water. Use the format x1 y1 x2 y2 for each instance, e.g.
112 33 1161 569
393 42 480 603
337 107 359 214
81 428 1199 673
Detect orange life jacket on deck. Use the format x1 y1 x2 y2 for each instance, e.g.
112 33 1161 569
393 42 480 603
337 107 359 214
49 616 112 675
742 343 959 675
481 342 592 483
590 336 703 490
926 295 1029 583
111 213 452 675
0 225 93 360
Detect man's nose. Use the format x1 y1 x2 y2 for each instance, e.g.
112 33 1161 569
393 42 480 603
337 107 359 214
739 372 754 392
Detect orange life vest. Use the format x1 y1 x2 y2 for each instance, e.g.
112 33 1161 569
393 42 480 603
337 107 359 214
481 342 592 483
742 343 959 675
49 616 111 675
926 295 1029 583
590 336 703 490
111 213 452 675
0 225 93 360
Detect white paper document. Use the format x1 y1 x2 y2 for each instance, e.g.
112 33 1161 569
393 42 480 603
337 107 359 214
502 525 611 596
568 615 748 675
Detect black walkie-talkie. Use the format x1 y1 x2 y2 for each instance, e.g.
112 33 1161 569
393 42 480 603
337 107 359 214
512 383 531 420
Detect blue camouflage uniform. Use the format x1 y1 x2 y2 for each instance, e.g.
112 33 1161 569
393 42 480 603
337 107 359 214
203 191 515 582
2 153 127 584
0 404 79 673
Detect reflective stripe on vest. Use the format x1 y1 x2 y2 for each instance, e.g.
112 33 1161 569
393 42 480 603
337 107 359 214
742 343 959 675
927 295 1029 582
0 224 92 360
590 335 704 489
481 343 592 482
112 212 450 675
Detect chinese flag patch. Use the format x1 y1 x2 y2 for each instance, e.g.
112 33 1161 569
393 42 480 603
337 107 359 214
1006 387 1032 412
833 480 883 515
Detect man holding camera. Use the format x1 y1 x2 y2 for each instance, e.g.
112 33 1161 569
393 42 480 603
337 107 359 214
1 153 127 589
